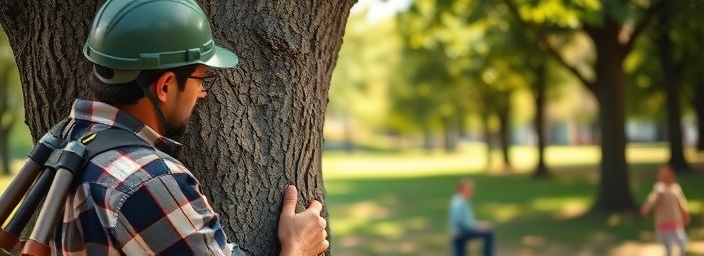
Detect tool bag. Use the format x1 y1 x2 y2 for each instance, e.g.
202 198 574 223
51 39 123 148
0 118 152 256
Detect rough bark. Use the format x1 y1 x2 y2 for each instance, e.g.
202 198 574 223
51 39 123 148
655 10 691 173
0 0 355 255
587 17 638 212
0 1 94 134
532 61 549 178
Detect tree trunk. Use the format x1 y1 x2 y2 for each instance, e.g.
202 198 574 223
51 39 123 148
0 1 355 255
342 115 354 153
533 61 549 178
497 91 512 171
694 84 704 151
0 126 10 176
482 112 493 170
458 111 467 139
443 116 457 153
0 65 12 175
655 13 691 173
588 19 638 213
422 125 433 152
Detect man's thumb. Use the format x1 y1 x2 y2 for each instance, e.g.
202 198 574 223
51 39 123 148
282 185 298 215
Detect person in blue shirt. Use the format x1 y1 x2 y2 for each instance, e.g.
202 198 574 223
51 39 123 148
449 179 495 256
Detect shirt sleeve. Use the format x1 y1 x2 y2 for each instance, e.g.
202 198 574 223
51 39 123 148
642 183 662 212
113 172 238 255
450 198 475 232
675 184 689 213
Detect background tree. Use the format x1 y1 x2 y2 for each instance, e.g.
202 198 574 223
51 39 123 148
673 1 704 152
0 0 356 254
329 7 402 153
0 26 19 176
504 0 669 213
652 1 691 173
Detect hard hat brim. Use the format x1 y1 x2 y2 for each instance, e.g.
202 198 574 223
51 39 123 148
203 46 239 69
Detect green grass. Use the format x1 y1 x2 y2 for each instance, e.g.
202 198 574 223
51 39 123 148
323 145 704 256
326 171 704 256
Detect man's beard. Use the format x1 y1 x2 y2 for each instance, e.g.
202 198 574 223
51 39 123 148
164 94 192 140
165 122 188 139
164 111 191 140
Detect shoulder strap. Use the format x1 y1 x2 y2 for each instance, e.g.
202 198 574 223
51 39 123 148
82 128 154 161
43 125 156 173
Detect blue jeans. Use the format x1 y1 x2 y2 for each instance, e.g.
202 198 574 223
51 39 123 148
659 229 687 256
451 229 494 256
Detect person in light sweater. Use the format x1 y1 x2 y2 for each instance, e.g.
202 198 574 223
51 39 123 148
640 165 691 256
449 178 494 256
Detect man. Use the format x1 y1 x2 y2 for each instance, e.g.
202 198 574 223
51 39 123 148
449 179 494 256
52 0 328 255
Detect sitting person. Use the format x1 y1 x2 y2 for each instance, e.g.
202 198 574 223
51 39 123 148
449 178 494 256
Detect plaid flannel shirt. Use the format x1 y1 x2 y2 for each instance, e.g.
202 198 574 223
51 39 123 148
52 99 245 256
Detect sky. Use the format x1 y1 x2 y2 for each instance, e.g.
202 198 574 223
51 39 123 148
351 0 413 23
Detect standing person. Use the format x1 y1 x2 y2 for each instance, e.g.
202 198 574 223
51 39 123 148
641 165 691 256
51 0 328 255
449 178 494 256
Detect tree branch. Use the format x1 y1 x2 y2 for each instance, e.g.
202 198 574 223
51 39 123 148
626 0 672 51
541 39 594 93
502 0 594 92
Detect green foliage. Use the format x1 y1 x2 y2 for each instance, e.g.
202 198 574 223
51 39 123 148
0 25 22 175
0 26 20 130
625 0 704 120
329 0 704 149
329 5 403 131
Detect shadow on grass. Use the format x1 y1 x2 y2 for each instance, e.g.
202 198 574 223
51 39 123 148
326 163 704 256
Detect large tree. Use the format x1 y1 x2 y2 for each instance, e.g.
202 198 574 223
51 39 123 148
0 0 356 255
504 0 669 212
653 1 691 173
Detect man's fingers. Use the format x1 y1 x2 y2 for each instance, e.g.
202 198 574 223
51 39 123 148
313 239 330 254
318 216 327 229
281 185 298 215
307 200 323 214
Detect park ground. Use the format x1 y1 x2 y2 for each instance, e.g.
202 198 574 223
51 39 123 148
322 143 704 256
3 143 704 255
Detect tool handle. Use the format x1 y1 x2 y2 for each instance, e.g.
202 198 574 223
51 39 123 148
0 129 64 225
24 169 73 248
0 229 17 254
4 169 56 239
0 160 42 225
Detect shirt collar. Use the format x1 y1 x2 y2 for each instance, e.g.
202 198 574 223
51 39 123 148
70 99 183 157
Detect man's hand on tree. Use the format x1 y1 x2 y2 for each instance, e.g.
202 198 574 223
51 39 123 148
278 185 329 256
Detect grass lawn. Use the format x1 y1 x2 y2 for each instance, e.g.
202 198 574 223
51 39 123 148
324 144 704 256
2 143 704 255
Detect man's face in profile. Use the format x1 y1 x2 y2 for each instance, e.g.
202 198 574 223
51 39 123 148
460 182 473 199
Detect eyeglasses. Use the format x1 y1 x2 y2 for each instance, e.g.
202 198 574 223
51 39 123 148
188 73 218 91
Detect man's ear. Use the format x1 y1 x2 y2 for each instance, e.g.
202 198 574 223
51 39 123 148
152 72 175 102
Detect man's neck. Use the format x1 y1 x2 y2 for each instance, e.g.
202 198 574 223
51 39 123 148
116 99 165 135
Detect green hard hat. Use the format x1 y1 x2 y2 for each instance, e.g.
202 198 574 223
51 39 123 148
84 0 238 74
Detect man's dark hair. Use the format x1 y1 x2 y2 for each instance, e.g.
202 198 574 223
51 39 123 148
91 64 199 105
